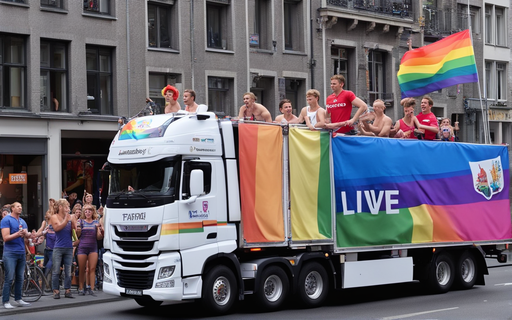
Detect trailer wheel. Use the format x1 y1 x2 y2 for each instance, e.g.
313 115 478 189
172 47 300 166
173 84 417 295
455 250 478 290
427 252 454 293
296 262 329 308
201 265 237 315
135 298 162 307
255 266 289 311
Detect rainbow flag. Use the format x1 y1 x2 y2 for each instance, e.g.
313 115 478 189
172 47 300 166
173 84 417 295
333 137 510 248
119 116 168 140
239 123 285 243
289 128 332 241
398 29 478 98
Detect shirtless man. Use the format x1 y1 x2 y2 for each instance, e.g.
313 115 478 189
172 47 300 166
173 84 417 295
298 89 326 130
324 75 367 134
274 99 299 124
238 92 272 122
162 85 181 114
183 89 199 112
358 99 392 137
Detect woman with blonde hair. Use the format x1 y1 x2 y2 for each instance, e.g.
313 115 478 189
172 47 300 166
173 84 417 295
76 204 103 295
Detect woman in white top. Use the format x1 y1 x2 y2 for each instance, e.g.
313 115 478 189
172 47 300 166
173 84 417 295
298 89 326 130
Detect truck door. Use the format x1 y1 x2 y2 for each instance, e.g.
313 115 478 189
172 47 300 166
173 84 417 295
178 160 218 251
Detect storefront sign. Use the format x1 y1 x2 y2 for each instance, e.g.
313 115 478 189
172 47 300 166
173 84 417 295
488 109 512 122
9 173 27 184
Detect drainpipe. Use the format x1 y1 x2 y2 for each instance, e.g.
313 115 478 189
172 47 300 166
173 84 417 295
190 0 195 89
126 0 131 116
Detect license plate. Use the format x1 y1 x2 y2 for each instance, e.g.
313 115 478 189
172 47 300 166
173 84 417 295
119 225 148 232
125 288 143 296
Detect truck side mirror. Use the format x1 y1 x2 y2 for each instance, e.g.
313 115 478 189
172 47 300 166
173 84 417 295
190 169 204 197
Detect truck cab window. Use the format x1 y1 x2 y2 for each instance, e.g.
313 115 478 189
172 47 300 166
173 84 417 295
182 162 212 199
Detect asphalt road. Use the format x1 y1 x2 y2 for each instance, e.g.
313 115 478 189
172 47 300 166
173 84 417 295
5 260 512 320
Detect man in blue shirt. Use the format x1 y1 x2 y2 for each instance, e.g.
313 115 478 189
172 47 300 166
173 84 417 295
1 202 32 309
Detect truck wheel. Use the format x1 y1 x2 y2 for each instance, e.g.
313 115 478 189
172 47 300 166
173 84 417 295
296 262 329 308
454 250 478 290
255 266 289 311
201 265 237 315
427 252 454 293
135 298 162 307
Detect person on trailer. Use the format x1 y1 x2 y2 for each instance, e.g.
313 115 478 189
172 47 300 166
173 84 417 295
415 95 439 140
238 92 272 122
183 89 200 113
1 202 32 309
324 74 367 135
162 85 181 114
274 99 299 124
358 99 393 137
297 89 326 130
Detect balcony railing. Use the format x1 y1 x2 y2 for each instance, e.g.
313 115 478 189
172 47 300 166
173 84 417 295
327 0 413 18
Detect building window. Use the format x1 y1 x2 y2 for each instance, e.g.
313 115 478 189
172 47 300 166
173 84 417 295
485 61 507 101
148 1 177 50
331 47 349 90
457 5 480 34
86 46 112 115
148 73 181 114
41 0 63 8
485 5 492 44
207 1 231 50
495 7 506 46
0 35 26 108
283 0 304 52
250 0 270 50
40 41 67 112
208 76 234 116
83 0 110 15
368 50 385 102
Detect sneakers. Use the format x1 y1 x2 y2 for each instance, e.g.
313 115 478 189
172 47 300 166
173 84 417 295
3 302 17 309
86 288 96 296
64 291 74 299
15 300 31 307
53 292 60 299
78 289 85 296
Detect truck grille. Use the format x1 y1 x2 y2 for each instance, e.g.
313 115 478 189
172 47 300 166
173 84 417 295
116 241 155 252
116 269 155 290
114 225 159 239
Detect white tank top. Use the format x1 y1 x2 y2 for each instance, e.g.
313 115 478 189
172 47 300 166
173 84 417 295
307 106 318 126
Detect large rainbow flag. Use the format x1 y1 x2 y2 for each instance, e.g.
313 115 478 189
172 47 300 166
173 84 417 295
333 137 511 248
289 128 332 241
239 123 285 243
398 29 478 98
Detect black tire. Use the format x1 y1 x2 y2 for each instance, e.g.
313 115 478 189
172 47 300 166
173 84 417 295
201 265 237 315
296 262 329 308
454 250 478 290
12 276 42 302
426 252 455 294
135 298 163 307
31 266 50 294
254 266 289 311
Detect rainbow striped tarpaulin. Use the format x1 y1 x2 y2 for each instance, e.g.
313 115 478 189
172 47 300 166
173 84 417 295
239 123 285 243
398 29 478 98
333 137 511 248
289 128 332 241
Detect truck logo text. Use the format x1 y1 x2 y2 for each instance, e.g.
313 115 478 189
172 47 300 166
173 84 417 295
341 190 399 215
123 212 147 221
119 148 147 156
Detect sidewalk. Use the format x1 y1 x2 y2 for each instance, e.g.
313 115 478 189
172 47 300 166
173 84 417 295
0 290 125 316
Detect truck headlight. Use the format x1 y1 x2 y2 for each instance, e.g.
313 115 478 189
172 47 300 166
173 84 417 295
158 266 175 279
104 262 110 276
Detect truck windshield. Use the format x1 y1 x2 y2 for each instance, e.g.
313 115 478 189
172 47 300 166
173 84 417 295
110 159 177 197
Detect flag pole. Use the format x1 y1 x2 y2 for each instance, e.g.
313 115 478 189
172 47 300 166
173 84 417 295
468 1 490 144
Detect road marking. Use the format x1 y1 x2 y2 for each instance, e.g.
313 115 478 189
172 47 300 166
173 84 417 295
494 283 512 286
380 307 459 320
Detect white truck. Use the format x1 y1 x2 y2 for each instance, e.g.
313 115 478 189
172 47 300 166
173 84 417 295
102 112 511 314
